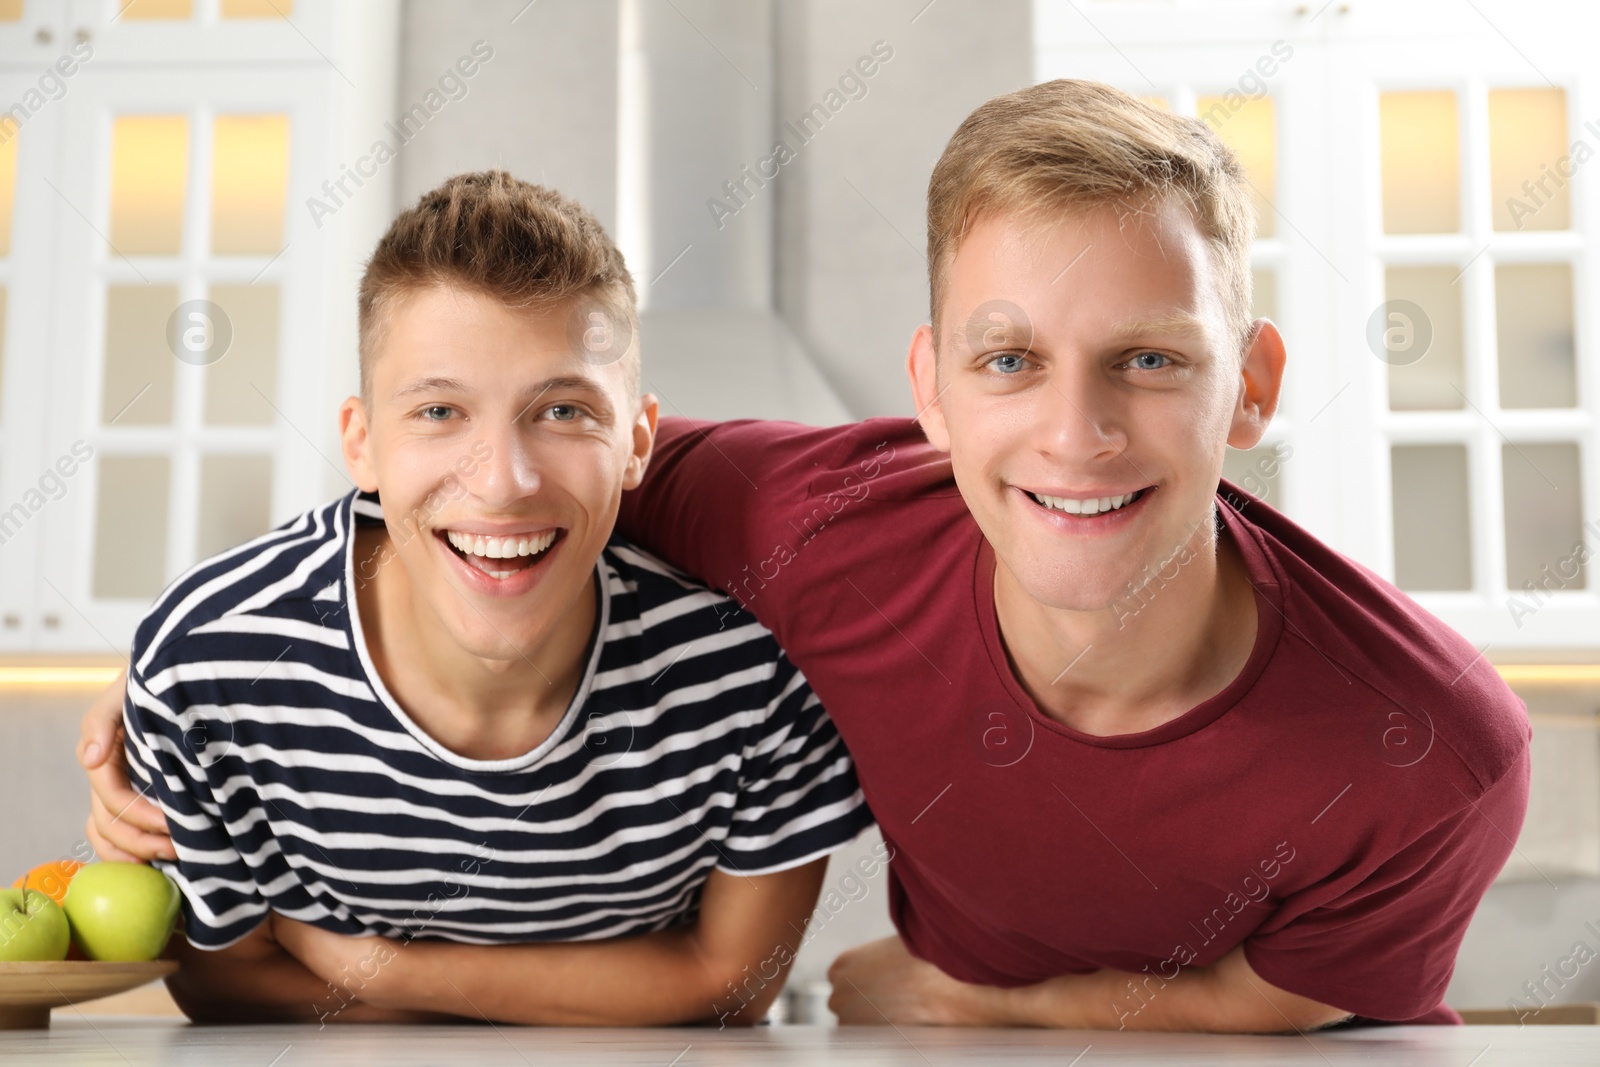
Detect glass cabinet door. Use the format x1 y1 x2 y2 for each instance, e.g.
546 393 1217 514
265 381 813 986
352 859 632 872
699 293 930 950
36 64 332 652
1329 37 1596 649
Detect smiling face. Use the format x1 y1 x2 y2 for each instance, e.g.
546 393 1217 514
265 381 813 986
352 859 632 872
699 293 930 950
910 198 1283 614
340 283 655 663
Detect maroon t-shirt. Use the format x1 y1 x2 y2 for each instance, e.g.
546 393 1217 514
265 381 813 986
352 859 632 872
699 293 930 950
617 416 1531 1024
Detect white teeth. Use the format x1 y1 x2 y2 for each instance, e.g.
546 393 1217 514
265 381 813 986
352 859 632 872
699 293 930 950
1030 490 1140 516
446 529 557 560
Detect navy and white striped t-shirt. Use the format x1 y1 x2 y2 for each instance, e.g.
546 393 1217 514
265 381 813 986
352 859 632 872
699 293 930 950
123 488 872 950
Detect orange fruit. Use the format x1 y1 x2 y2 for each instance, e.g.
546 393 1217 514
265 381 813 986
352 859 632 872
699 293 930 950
12 860 87 905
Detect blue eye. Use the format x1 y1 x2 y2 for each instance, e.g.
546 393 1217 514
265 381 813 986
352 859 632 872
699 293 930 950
421 405 454 421
546 404 580 422
1129 352 1169 370
987 353 1027 375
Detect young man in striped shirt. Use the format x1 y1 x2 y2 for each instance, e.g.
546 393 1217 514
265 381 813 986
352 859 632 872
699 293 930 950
106 172 872 1026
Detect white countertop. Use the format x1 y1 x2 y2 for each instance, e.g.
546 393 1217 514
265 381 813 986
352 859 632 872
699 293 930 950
2 1018 1598 1066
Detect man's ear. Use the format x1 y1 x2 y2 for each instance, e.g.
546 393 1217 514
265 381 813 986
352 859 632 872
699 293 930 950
907 323 951 453
339 396 380 493
1227 318 1286 450
622 393 660 491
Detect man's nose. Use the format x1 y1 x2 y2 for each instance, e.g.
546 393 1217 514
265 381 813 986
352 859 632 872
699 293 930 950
463 423 542 507
1035 362 1130 464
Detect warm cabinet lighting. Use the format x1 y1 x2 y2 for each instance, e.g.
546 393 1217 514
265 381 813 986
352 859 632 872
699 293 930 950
1 664 1598 689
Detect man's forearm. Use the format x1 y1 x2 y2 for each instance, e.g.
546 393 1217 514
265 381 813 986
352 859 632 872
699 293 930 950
167 932 449 1026
998 947 1352 1033
170 949 376 1025
272 861 825 1027
373 927 767 1026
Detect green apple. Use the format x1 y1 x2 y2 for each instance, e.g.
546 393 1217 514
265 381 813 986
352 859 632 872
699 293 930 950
0 887 71 962
62 863 181 962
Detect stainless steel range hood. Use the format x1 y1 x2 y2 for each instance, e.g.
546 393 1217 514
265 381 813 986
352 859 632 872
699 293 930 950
618 0 851 425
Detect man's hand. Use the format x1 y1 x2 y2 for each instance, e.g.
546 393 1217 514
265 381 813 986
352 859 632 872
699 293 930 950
827 938 1352 1032
78 668 175 862
828 936 1009 1025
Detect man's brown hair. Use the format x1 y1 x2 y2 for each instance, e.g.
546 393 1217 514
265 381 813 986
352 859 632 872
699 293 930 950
926 79 1256 351
358 170 638 397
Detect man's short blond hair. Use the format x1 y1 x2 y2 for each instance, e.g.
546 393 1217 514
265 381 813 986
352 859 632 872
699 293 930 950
927 79 1256 351
358 170 638 398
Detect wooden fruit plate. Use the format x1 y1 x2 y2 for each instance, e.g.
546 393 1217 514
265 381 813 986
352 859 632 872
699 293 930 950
0 960 177 1029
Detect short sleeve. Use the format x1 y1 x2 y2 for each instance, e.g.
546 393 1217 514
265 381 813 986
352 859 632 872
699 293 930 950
1244 744 1532 1020
718 650 874 875
616 418 798 597
122 660 270 950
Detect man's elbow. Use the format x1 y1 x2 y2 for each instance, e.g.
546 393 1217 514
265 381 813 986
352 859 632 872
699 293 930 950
693 947 794 1027
1269 1001 1354 1033
1217 992 1354 1034
164 973 260 1025
1209 948 1352 1034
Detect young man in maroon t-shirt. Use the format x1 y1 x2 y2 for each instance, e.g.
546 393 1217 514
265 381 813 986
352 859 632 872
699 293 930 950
80 79 1527 1031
